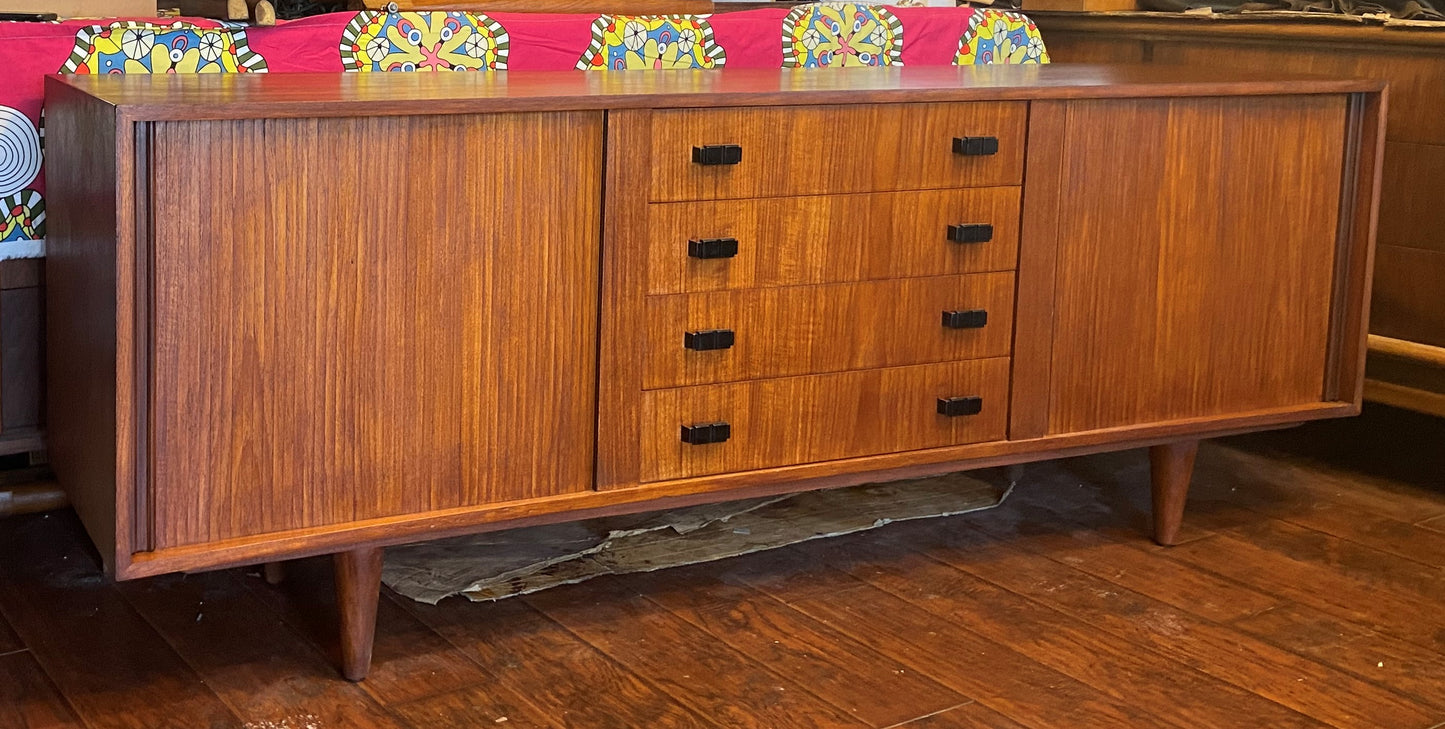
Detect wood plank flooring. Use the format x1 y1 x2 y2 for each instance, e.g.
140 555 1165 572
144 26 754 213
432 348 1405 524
1 403 1443 729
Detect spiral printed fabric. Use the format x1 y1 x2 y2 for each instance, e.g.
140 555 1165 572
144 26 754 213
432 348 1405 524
0 106 40 199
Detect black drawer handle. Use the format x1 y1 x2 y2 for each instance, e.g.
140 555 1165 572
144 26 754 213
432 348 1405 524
952 136 999 156
692 144 743 166
688 237 740 259
947 224 994 244
942 310 989 330
681 421 731 445
937 396 984 417
684 329 735 351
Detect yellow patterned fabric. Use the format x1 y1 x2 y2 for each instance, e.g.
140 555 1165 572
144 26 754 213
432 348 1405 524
576 15 725 70
339 11 509 71
955 9 1048 65
783 3 903 68
60 22 267 74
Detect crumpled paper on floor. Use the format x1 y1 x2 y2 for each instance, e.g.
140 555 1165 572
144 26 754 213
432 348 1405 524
383 472 1009 604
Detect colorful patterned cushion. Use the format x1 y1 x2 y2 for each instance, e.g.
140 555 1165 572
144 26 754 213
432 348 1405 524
783 3 903 68
339 11 508 72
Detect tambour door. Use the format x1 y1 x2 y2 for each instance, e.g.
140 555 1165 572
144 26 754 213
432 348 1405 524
1028 95 1353 435
143 112 603 550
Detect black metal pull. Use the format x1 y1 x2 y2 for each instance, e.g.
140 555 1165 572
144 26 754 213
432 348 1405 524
681 421 731 445
947 224 994 244
942 310 989 330
692 144 743 166
937 396 984 417
684 329 735 351
688 237 740 259
952 136 999 156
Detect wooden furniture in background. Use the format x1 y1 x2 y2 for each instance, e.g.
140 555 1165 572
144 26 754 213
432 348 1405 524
0 259 45 459
44 65 1384 681
1022 0 1139 14
1033 12 1445 418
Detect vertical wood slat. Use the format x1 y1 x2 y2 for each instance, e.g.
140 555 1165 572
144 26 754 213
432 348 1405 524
134 122 153 554
596 109 653 490
1009 100 1067 441
1326 91 1387 406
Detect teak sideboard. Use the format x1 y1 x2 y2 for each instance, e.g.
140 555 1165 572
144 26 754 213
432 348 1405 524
44 65 1384 681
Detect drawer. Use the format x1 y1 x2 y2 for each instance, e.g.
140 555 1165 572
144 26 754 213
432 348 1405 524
650 102 1027 202
644 272 1016 389
641 358 1011 482
647 187 1021 294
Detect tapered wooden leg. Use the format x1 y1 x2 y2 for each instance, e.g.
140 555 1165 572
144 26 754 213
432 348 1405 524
333 547 384 682
262 561 286 585
1149 440 1199 547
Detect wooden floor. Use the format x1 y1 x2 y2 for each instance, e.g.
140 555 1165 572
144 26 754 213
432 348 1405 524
2 405 1444 729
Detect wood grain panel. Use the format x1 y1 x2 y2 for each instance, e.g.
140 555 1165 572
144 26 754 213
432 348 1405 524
650 102 1027 202
1046 95 1346 434
42 77 126 573
1151 43 1445 145
644 273 1015 389
1377 140 1445 254
1370 245 1445 349
641 359 1010 482
645 187 1021 294
147 112 602 548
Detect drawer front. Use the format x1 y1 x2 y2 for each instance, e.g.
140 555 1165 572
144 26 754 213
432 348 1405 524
644 272 1016 389
647 187 1021 294
642 358 1010 482
650 102 1027 202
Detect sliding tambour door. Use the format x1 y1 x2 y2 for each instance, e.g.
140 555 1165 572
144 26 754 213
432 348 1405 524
1030 95 1351 435
143 112 603 550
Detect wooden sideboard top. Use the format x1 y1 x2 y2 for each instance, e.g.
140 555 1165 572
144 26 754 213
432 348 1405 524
46 65 1383 121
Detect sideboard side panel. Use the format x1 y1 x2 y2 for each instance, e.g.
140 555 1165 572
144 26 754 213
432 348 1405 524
146 112 603 548
1046 95 1348 435
43 80 126 573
